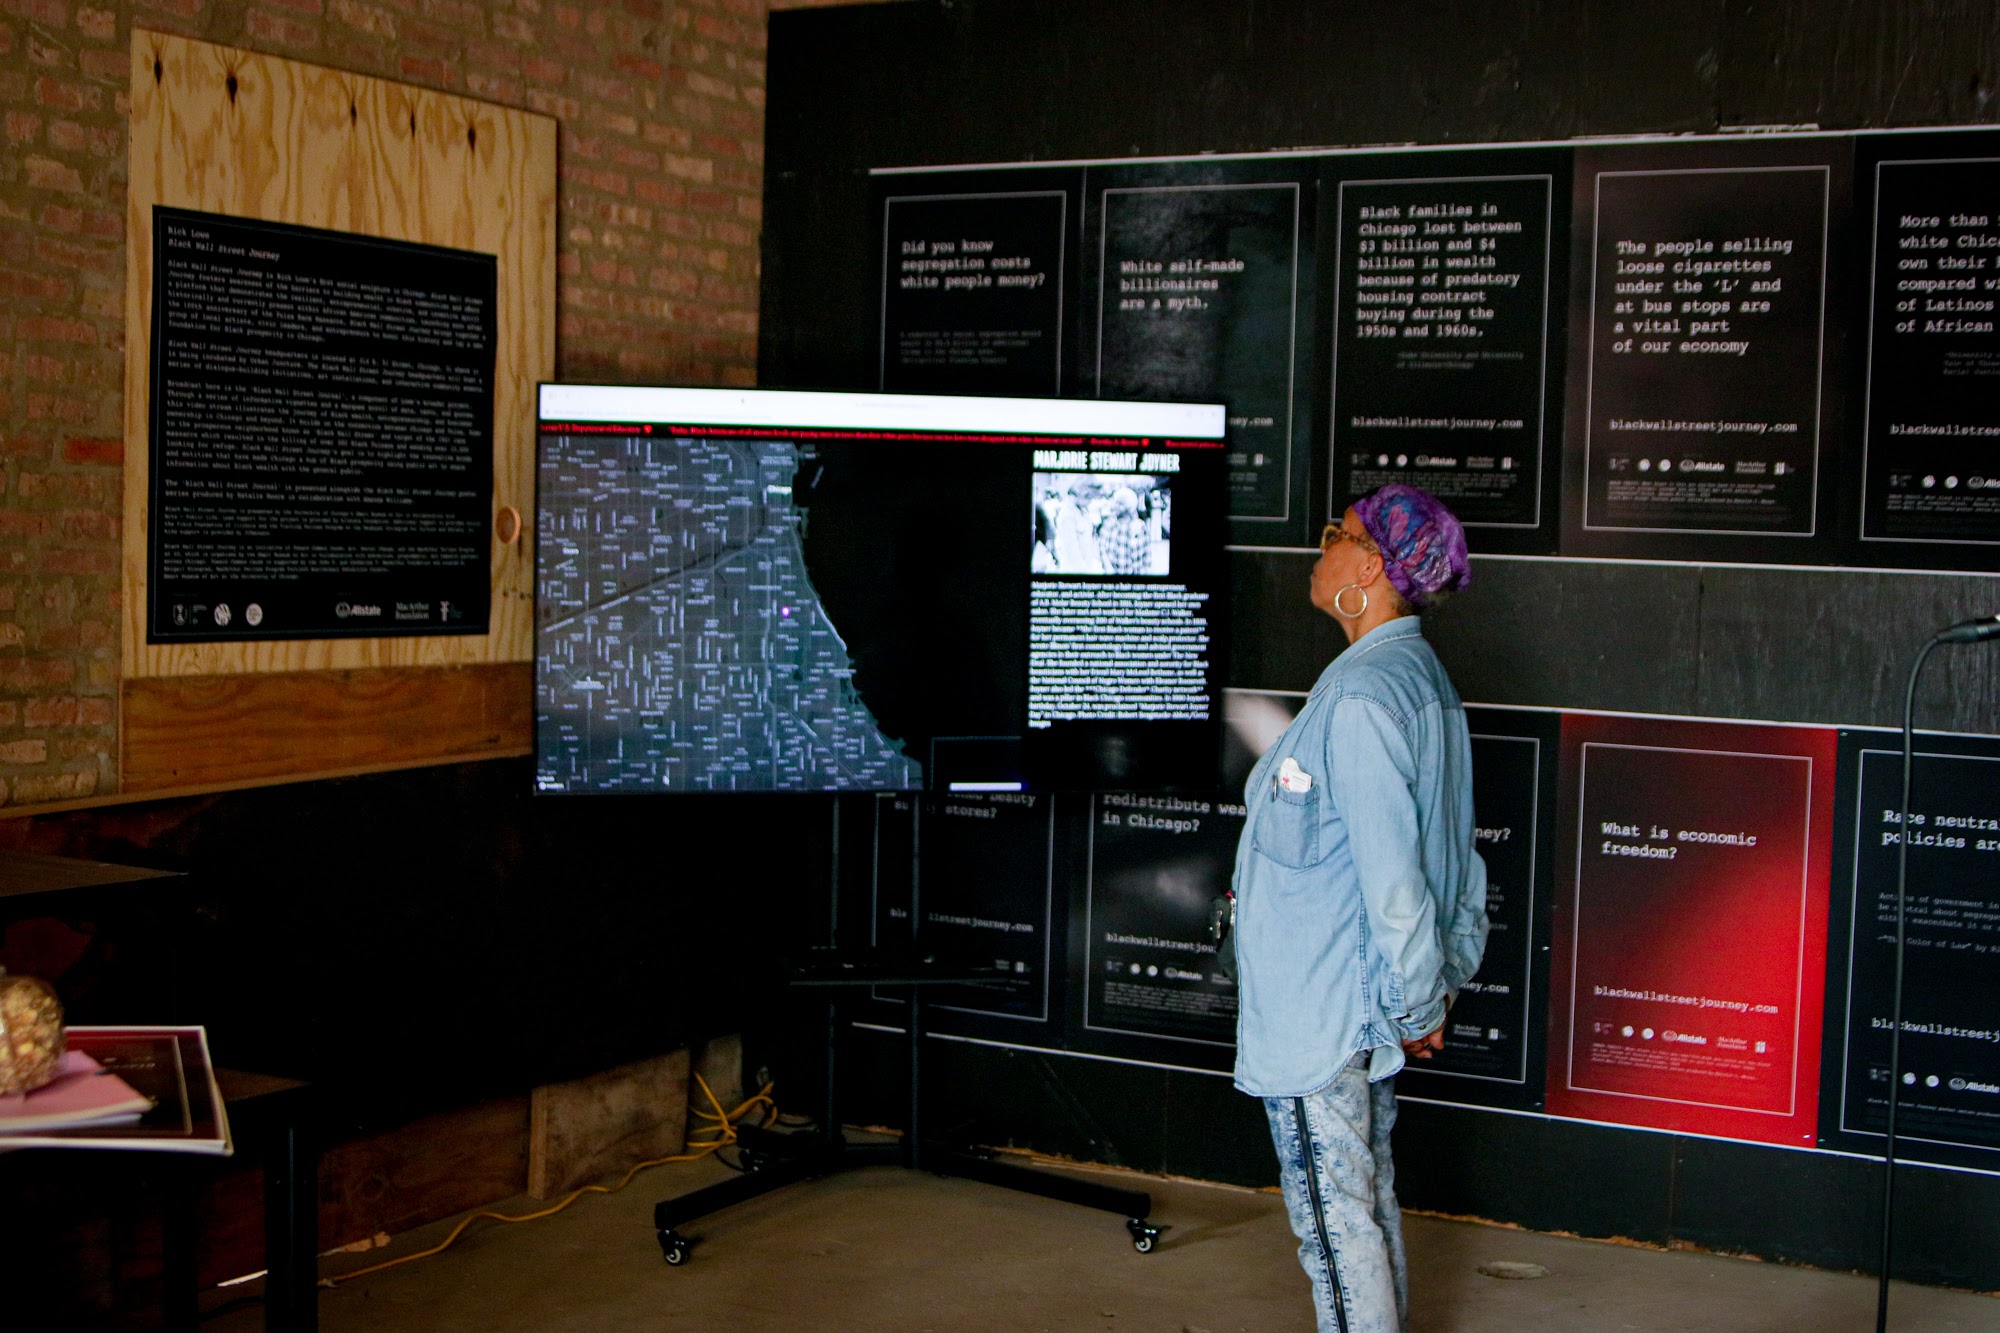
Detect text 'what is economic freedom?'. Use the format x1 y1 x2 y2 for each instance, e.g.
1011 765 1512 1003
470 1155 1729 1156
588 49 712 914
1550 723 1834 1146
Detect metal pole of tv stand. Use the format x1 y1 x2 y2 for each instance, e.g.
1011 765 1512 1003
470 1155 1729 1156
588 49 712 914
652 794 1162 1266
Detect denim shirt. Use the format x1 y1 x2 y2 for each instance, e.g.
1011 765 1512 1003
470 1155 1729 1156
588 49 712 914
1232 617 1489 1097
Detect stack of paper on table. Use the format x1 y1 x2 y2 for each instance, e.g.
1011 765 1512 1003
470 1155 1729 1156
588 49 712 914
0 1027 232 1154
0 1050 152 1131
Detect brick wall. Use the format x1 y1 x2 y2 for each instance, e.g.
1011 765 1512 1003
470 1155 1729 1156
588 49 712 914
0 0 828 807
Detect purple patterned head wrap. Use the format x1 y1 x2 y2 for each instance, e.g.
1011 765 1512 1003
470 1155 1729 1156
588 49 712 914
1350 484 1471 611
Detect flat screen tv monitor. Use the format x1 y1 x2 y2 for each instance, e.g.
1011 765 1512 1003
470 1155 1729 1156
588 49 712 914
534 385 1229 795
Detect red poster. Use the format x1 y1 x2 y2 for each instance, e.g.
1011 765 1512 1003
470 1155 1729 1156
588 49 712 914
1547 715 1834 1146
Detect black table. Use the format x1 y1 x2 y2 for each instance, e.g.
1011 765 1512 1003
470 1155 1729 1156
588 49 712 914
0 848 188 1022
0 851 317 1331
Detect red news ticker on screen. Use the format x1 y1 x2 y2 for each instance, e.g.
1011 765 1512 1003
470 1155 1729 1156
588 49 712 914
537 422 1225 449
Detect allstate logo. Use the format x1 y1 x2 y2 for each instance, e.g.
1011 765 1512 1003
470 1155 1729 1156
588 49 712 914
1951 1077 1968 1091
336 602 351 619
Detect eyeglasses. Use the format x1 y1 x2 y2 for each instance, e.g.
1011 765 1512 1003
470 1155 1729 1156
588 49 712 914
1320 522 1377 555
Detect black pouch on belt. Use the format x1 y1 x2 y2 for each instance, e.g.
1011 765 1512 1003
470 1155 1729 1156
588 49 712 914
1206 890 1237 982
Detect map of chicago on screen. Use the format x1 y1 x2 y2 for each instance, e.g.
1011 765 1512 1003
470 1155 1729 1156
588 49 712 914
536 433 923 793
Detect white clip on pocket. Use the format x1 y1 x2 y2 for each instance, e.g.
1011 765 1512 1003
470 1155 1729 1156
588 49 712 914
1258 755 1322 867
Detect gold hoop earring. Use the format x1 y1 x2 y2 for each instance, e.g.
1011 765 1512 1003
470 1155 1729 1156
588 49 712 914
1334 583 1368 619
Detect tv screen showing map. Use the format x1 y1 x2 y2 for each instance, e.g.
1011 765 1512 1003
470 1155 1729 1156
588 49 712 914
534 385 1229 794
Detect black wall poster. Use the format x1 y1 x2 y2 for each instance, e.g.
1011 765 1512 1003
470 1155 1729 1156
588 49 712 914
1224 691 1557 1109
878 178 1071 396
1328 155 1565 551
1396 709 1558 1110
1091 165 1315 543
1073 792 1240 1070
870 792 1058 1027
1569 145 1839 559
148 206 495 641
1859 136 2000 565
1821 731 2000 1168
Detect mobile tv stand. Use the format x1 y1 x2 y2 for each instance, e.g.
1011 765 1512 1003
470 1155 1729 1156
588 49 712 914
651 944 1163 1265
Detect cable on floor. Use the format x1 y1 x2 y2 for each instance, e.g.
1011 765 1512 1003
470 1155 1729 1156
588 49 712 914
318 1074 778 1287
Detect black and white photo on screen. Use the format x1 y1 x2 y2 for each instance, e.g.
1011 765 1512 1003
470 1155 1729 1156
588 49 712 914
1031 471 1172 576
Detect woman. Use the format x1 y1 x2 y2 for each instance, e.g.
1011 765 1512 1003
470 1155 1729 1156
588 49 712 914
1231 483 1488 1333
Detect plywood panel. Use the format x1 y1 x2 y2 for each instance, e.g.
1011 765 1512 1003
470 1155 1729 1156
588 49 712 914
527 1048 691 1200
120 663 531 794
122 31 554 680
316 1095 531 1249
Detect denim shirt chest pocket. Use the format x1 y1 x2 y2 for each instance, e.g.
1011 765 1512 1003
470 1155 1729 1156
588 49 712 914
1251 768 1324 868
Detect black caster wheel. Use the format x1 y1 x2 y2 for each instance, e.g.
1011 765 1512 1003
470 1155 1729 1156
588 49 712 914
1125 1218 1163 1254
659 1228 691 1266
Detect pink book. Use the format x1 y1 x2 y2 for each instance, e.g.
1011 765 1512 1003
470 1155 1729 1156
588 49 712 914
0 1050 154 1132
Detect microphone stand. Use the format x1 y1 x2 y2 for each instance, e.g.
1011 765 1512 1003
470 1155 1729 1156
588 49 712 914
1877 613 2000 1333
1875 637 1934 1333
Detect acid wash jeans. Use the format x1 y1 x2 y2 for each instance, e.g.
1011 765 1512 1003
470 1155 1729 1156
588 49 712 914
1263 1053 1408 1333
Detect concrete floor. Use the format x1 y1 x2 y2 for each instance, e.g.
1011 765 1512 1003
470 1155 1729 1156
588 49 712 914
207 1148 2000 1332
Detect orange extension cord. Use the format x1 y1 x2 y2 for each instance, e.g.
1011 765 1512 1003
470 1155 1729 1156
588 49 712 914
320 1073 777 1287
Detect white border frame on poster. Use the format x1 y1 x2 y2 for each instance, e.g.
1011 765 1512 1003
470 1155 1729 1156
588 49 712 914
1329 173 1555 532
1858 156 2000 549
1838 746 2000 1156
1430 731 1542 1086
1566 741 1816 1118
867 792 1058 1025
1580 165 1831 539
1080 791 1238 1050
878 190 1070 395
1095 182 1303 526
